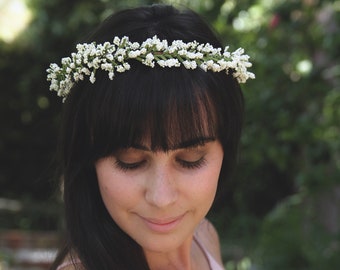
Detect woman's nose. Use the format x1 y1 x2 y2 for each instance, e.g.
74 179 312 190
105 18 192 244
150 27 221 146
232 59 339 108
144 164 178 208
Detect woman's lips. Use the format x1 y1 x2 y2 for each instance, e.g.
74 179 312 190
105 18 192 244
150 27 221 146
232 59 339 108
139 213 186 233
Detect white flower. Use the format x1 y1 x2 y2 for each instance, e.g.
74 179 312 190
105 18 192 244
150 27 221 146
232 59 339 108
211 63 221 72
106 54 114 61
185 52 195 59
183 60 197 69
101 63 112 70
113 36 121 45
131 42 140 50
92 58 101 69
200 63 208 72
143 53 155 66
164 59 180 67
116 65 125 72
123 63 131 70
206 60 214 68
81 67 91 75
90 72 96 83
128 50 140 58
178 49 186 56
61 57 71 65
157 60 164 67
46 34 254 101
155 40 165 51
73 72 84 81
120 36 129 45
168 45 177 54
142 38 153 48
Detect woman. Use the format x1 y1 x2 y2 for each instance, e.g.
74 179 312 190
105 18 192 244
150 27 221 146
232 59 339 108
47 4 254 270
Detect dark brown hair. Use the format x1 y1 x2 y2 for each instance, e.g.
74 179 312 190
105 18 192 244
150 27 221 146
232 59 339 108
51 4 244 270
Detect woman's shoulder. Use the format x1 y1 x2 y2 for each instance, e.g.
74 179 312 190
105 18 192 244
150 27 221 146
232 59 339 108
57 266 77 270
55 254 83 270
195 218 223 265
56 262 83 270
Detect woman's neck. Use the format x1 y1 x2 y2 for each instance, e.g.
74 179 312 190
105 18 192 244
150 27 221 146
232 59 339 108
143 235 210 270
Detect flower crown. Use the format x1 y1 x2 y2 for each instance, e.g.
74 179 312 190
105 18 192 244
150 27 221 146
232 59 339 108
47 35 255 100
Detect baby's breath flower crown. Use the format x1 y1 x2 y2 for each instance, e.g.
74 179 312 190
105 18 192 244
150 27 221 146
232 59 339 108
47 35 255 100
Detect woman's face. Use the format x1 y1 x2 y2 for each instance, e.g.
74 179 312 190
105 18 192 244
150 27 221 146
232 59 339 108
95 138 223 253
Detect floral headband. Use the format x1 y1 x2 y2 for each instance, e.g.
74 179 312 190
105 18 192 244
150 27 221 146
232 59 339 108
47 35 255 100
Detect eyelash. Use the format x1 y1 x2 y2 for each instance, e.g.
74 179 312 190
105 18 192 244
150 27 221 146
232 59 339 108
176 157 206 170
114 157 206 172
114 159 146 172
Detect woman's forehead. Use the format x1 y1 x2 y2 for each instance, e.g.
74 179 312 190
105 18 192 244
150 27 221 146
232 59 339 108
127 136 216 151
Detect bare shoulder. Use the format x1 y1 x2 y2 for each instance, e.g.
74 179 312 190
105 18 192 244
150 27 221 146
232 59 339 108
196 218 223 265
55 254 83 270
56 263 84 270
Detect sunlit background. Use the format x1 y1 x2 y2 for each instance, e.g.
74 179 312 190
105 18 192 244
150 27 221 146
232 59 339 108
0 0 32 43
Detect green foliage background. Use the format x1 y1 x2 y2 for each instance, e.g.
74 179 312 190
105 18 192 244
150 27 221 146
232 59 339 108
0 0 339 269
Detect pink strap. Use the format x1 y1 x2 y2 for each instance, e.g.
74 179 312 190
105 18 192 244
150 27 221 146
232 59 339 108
193 235 225 270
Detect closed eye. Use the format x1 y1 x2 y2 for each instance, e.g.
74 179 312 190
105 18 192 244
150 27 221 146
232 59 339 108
176 157 206 169
114 159 146 172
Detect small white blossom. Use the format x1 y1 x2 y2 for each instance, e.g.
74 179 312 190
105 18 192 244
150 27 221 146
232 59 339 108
123 63 131 70
165 59 180 67
61 57 71 65
106 54 114 61
92 58 100 69
131 42 140 50
113 37 121 45
128 50 140 58
183 60 197 69
206 60 214 68
116 65 125 72
101 63 112 70
168 45 177 54
143 53 155 66
121 36 129 45
212 63 221 72
200 63 208 72
89 72 96 83
155 40 165 51
157 60 166 67
46 34 254 101
73 72 84 81
81 67 91 75
178 49 186 56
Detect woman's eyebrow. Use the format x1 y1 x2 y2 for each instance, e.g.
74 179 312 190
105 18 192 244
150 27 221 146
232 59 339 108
130 137 215 151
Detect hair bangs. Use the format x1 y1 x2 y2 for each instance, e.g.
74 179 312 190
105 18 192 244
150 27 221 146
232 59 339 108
90 65 220 158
